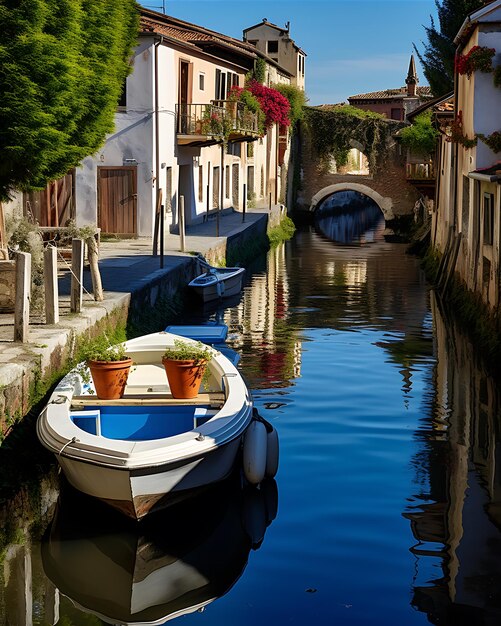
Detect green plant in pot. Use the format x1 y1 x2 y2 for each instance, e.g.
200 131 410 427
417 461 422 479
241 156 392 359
162 340 214 399
78 335 133 400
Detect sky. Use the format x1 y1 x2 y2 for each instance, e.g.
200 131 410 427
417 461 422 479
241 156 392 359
141 0 438 105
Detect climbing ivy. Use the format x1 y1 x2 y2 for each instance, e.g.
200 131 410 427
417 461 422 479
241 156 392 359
303 105 403 173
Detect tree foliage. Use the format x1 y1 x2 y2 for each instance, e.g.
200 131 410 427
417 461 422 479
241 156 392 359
0 0 139 200
413 0 484 97
399 111 439 156
304 105 402 173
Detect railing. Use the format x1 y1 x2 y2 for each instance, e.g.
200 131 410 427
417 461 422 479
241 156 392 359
212 100 259 135
175 102 259 139
175 103 226 137
406 162 435 180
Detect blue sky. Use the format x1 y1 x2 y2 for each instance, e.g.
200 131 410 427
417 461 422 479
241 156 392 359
142 0 438 105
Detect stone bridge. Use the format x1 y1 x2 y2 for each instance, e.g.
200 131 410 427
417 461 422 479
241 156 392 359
294 122 421 222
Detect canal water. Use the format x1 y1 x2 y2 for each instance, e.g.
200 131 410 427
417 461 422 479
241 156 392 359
1 204 501 625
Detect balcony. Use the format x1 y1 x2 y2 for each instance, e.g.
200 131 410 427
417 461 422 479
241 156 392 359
175 102 260 147
211 100 260 142
176 103 226 147
406 161 436 194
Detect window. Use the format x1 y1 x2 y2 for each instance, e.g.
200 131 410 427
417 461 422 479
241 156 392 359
267 40 278 54
483 192 494 245
213 167 220 208
248 40 258 47
199 73 205 91
225 165 230 198
215 70 239 100
390 108 401 121
165 167 172 213
198 165 203 203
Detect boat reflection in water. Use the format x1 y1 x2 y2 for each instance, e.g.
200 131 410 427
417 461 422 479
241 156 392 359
42 474 278 624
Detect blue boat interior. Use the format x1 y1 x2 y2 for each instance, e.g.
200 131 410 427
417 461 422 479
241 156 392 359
70 405 213 441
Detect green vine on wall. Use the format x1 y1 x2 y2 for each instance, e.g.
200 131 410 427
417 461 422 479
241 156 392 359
303 105 402 173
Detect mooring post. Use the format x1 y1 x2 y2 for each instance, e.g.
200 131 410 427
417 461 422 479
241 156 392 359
179 195 186 252
71 238 84 313
14 251 31 343
269 192 272 212
44 245 59 324
243 183 247 223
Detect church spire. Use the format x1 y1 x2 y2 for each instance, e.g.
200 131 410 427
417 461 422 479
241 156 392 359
405 54 418 96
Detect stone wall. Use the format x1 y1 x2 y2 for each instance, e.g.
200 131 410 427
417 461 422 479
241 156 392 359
295 127 419 219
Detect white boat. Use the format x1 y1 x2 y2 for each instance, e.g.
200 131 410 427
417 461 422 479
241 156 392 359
188 258 245 303
36 330 276 520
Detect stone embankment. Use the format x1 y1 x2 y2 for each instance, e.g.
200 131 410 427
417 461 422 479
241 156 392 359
0 205 287 432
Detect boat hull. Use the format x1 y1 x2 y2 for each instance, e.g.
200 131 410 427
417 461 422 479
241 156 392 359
57 437 242 520
36 331 254 520
188 267 245 303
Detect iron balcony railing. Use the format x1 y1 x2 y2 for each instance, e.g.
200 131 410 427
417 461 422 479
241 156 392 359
175 102 259 138
176 103 226 137
211 100 259 135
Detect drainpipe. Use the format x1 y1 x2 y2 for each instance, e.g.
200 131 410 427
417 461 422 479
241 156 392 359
154 36 164 231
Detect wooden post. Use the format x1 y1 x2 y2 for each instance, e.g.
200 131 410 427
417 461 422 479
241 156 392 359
152 189 163 256
44 246 59 324
179 195 186 252
242 183 246 223
0 202 8 260
71 238 84 313
86 233 103 301
14 251 31 343
269 192 272 212
160 204 164 268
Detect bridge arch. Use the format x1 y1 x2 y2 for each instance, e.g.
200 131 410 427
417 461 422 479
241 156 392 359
310 183 394 221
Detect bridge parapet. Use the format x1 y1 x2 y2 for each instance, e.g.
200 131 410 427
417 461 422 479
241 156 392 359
295 120 419 220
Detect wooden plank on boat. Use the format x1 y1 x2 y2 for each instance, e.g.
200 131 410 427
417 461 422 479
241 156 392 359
70 392 225 407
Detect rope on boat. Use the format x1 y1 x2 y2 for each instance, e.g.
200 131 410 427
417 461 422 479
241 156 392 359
58 436 79 456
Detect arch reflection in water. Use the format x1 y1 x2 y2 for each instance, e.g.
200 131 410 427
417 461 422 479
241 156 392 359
315 191 385 245
42 475 278 625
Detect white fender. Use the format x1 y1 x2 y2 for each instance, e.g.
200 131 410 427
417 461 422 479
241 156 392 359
242 487 267 548
243 420 267 485
265 425 279 478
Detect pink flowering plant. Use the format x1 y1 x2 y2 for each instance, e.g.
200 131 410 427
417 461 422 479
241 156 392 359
247 80 291 130
446 111 477 149
455 46 495 77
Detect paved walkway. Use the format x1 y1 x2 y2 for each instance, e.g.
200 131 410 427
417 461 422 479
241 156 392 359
0 207 274 393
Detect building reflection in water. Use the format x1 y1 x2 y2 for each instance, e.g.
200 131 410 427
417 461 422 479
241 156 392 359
403 293 501 625
42 475 278 624
315 191 386 245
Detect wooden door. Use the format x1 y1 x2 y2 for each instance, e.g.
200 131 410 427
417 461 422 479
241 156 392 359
178 61 192 134
97 167 137 236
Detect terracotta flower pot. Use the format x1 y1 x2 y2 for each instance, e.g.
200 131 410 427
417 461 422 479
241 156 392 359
162 358 207 399
88 358 133 400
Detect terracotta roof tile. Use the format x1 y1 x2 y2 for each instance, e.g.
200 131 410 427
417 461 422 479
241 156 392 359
349 86 432 100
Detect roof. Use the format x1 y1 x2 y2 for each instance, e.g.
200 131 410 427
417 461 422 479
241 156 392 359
455 0 501 44
406 92 454 122
140 11 257 58
140 9 293 76
348 86 432 101
242 19 306 55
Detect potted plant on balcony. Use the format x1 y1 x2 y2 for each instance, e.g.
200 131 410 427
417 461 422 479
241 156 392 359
78 335 133 400
162 339 213 399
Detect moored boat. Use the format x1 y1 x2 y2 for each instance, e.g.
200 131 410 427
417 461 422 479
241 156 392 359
36 330 276 520
188 258 245 303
